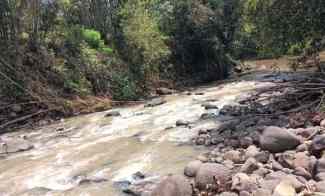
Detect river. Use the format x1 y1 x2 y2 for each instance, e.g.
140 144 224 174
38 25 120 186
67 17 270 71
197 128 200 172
0 74 276 196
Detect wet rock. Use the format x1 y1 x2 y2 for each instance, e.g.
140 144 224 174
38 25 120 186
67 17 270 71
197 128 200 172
150 175 192 196
145 98 166 107
202 103 219 110
198 129 208 135
78 176 108 185
156 88 174 95
184 160 202 177
195 163 231 190
259 126 301 153
133 171 146 180
55 127 65 132
105 111 121 117
124 176 161 196
176 120 190 127
240 158 259 174
200 113 217 120
223 150 243 164
195 138 206 146
272 180 296 196
231 173 258 193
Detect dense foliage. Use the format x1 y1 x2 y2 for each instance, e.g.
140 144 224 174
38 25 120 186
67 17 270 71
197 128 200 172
1 0 325 110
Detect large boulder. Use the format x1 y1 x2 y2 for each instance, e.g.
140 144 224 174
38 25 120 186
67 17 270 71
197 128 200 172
259 126 301 153
184 160 202 177
150 175 192 196
195 163 231 190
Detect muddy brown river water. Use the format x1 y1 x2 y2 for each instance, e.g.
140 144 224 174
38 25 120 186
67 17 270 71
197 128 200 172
0 75 276 196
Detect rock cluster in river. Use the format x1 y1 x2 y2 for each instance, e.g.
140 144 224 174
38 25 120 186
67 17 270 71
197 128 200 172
142 103 325 196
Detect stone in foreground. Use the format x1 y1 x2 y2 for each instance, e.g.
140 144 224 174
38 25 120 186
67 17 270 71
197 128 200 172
150 175 192 196
259 126 301 153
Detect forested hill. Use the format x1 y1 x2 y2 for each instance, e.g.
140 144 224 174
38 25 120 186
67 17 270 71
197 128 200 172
1 0 325 129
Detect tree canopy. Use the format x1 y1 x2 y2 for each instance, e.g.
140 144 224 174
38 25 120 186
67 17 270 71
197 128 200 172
1 0 325 105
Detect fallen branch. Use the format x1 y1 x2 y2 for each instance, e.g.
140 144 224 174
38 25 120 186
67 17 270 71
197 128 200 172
0 109 49 132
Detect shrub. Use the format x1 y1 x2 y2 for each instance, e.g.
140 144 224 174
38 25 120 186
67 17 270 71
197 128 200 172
111 72 139 101
287 44 304 56
82 29 102 48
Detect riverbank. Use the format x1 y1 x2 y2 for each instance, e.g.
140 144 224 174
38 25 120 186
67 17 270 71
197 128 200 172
130 71 325 196
0 70 273 195
1 69 325 195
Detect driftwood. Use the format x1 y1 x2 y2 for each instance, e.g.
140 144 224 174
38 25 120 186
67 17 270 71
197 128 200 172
0 109 49 132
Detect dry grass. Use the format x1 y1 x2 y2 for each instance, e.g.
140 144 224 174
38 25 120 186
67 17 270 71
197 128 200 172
244 51 325 72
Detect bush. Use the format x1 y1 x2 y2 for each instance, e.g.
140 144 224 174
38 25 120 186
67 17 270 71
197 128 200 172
111 72 139 101
82 29 102 48
287 43 304 56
